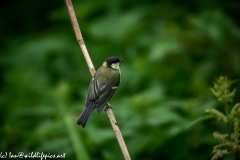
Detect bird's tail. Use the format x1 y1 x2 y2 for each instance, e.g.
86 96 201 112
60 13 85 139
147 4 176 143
77 103 95 128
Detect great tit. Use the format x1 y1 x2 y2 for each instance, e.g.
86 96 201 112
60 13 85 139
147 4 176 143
77 56 124 128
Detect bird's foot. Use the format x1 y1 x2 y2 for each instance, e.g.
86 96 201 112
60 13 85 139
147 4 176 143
104 103 112 111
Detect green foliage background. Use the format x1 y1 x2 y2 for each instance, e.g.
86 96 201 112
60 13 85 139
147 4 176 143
1 0 240 159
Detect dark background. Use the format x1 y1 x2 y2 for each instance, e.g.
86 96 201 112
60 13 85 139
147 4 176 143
0 0 240 159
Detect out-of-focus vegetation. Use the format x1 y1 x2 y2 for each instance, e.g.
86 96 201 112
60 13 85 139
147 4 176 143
0 0 240 160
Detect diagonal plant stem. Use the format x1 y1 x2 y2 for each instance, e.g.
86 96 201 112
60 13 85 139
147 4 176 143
64 0 131 160
225 102 231 139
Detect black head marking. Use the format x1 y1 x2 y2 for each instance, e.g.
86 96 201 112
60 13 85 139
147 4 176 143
105 56 124 67
105 56 120 64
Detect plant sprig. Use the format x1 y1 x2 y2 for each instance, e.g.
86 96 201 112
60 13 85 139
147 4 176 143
206 76 240 160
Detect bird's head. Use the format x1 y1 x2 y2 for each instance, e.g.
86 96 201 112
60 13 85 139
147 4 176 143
103 56 124 69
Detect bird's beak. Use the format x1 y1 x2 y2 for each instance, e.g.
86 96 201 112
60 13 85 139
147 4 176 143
120 59 124 63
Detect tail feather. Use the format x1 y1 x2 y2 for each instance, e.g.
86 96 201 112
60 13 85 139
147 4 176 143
77 103 95 127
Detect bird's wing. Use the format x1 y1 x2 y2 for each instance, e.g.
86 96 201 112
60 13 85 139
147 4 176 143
96 86 117 113
86 78 118 113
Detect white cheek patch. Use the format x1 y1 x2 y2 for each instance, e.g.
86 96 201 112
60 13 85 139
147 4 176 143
111 63 120 69
112 86 118 89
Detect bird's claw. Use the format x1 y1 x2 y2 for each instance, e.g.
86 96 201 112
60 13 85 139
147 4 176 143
104 103 113 111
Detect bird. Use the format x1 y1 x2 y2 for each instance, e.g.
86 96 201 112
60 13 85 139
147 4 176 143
77 56 124 128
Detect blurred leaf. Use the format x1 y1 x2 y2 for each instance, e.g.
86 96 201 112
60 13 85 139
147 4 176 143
88 8 146 41
149 36 182 61
146 106 185 127
186 115 214 129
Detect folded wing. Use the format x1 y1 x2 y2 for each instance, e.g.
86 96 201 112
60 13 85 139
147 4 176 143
86 78 117 113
